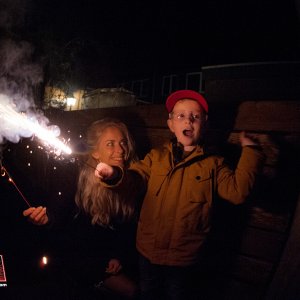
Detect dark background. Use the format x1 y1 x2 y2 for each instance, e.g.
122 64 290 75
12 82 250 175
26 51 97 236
1 1 300 298
2 0 300 89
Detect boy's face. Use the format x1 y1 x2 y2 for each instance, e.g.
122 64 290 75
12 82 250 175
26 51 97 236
167 99 207 150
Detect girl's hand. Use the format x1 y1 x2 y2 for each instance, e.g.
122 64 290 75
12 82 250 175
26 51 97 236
95 162 116 180
239 131 259 147
23 206 49 225
105 258 122 275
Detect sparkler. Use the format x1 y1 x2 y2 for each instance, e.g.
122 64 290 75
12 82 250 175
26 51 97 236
0 96 72 155
1 164 31 207
0 94 73 208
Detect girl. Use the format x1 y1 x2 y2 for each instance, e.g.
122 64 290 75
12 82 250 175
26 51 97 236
24 118 139 299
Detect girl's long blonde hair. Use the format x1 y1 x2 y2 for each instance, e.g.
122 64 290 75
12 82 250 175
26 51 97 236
75 118 137 227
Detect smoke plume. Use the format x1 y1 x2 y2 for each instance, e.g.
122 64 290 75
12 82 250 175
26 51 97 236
0 0 56 148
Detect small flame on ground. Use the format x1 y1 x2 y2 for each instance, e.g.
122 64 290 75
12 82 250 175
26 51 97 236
39 255 49 268
42 256 48 265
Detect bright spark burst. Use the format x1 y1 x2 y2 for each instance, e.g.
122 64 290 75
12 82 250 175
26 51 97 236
0 95 72 155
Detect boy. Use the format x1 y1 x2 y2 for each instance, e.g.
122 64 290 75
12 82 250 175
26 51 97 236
96 90 265 300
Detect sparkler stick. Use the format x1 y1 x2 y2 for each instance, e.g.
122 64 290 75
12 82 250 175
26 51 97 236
1 165 31 207
0 95 74 210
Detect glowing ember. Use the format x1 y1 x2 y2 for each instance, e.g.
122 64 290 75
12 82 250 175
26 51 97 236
39 255 49 268
42 256 48 265
0 94 72 155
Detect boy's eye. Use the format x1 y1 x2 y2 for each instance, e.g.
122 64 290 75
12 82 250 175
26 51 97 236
177 113 185 120
106 142 114 147
171 112 202 122
120 140 128 146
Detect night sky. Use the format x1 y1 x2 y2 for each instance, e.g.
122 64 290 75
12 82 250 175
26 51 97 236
2 0 300 86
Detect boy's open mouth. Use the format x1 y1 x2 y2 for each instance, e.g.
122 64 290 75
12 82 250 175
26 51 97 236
183 129 193 137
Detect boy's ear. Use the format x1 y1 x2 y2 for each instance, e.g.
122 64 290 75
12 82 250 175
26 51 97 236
167 119 175 133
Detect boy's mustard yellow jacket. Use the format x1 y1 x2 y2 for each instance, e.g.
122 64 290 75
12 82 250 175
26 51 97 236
115 142 265 267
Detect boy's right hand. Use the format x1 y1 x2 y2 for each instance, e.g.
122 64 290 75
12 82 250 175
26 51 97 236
23 206 49 225
95 162 116 180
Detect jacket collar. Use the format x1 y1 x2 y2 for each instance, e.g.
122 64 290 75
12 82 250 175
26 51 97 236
166 140 205 166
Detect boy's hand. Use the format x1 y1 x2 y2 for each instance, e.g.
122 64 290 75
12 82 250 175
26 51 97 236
23 206 49 225
239 131 259 147
95 162 116 180
105 258 122 275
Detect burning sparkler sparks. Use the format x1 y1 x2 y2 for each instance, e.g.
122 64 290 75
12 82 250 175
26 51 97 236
0 93 73 208
0 94 72 155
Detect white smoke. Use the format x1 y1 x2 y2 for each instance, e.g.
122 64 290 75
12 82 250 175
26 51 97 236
0 0 60 149
0 38 49 144
0 0 73 157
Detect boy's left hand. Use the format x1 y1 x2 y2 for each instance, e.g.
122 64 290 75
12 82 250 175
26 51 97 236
239 131 259 147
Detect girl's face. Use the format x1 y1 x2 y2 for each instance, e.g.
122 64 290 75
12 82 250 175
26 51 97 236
167 99 207 151
92 126 129 167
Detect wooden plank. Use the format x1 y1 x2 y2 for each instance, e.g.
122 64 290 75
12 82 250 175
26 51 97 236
211 278 265 300
248 207 291 233
197 254 273 298
130 127 172 158
193 275 265 300
227 132 280 169
46 105 169 129
239 227 286 262
233 101 300 132
266 192 300 299
230 255 274 286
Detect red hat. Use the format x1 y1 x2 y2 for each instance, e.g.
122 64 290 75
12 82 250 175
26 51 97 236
166 90 208 114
